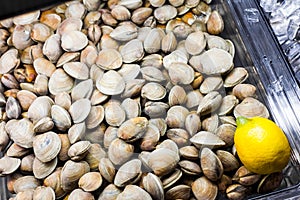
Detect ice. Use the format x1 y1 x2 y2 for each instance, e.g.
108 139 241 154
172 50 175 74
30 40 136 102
244 8 260 23
271 19 290 36
260 0 278 12
287 19 300 40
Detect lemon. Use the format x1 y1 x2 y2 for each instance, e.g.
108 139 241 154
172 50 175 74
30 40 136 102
234 116 291 174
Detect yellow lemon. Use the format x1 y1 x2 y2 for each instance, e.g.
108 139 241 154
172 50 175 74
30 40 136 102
234 116 291 174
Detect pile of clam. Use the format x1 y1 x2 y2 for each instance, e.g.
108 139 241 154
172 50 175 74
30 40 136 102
0 0 284 199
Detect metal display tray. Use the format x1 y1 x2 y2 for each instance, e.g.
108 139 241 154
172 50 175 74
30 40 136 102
1 0 300 199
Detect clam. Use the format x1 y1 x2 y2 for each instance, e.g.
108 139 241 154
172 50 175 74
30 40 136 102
154 5 177 24
51 105 72 131
33 186 55 200
61 30 88 52
15 189 35 200
218 95 239 115
0 156 21 176
55 92 72 110
142 173 164 200
165 185 191 200
99 34 119 50
104 126 118 149
101 11 118 27
185 90 203 109
48 68 74 95
131 7 153 25
68 140 91 161
57 16 82 35
71 79 93 101
141 54 163 68
215 124 236 147
201 148 223 181
197 91 222 116
206 35 229 51
109 22 138 42
257 172 283 194
116 185 152 200
6 118 35 148
226 184 248 200
90 64 104 83
118 64 140 82
86 105 105 129
191 177 218 200
83 0 101 11
167 128 190 147
166 105 189 128
120 39 144 63
108 138 134 166
33 131 61 162
121 79 145 98
220 116 237 126
6 96 21 119
12 25 34 50
168 85 187 106
232 83 257 100
43 168 65 198
149 118 167 136
104 100 126 127
196 48 233 75
168 62 194 85
179 145 199 160
156 139 179 154
185 112 201 136
207 10 224 35
63 62 89 80
144 101 169 118
149 0 166 7
84 124 106 143
141 82 166 101
0 122 9 151
68 123 86 144
42 34 63 63
121 98 141 119
140 66 166 82
40 13 61 30
233 97 269 118
148 148 180 176
216 150 239 172
161 31 177 53
224 67 249 88
13 10 40 25
98 157 116 183
13 176 40 193
202 114 219 133
199 76 223 94
69 98 91 123
78 172 102 192
232 166 261 186
90 89 109 106
85 143 106 170
60 160 90 192
166 19 193 38
96 49 123 70
31 23 53 42
33 74 48 95
111 5 131 21
218 174 232 192
179 160 202 175
68 188 94 200
190 131 225 149
65 2 86 19
98 184 121 200
140 124 160 150
58 134 71 161
32 157 57 179
80 45 98 67
0 48 20 74
57 52 81 68
6 143 31 158
144 28 165 53
114 159 142 187
162 168 182 189
33 57 56 77
118 117 148 142
96 70 125 95
185 31 206 55
2 74 19 89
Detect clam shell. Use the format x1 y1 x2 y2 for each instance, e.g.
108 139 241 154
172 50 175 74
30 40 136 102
185 31 206 55
116 185 152 200
104 101 126 127
200 148 223 181
218 95 239 116
33 117 54 133
42 34 63 63
131 7 153 25
6 96 21 119
224 67 249 88
233 97 269 118
33 186 56 200
186 90 203 109
197 48 233 75
28 96 54 123
33 57 56 77
96 70 125 95
0 122 9 151
168 62 194 85
226 184 248 200
168 85 187 106
55 92 72 110
199 76 223 94
167 128 190 147
179 145 199 160
144 28 165 53
197 91 222 116
0 156 21 176
118 117 148 142
96 49 123 70
80 45 98 67
48 68 74 95
71 79 93 101
0 48 20 74
90 64 104 83
12 25 34 50
154 5 177 24
179 160 202 175
103 126 118 149
69 98 91 123
190 131 225 149
86 105 105 129
232 83 256 100
33 157 57 179
108 138 134 166
6 143 31 157
90 89 108 106
6 118 35 148
43 168 65 198
57 52 81 68
68 140 91 161
31 22 53 42
98 184 121 200
148 148 180 176
40 13 61 30
51 105 72 131
121 98 141 119
68 122 86 144
207 35 229 51
58 134 71 162
121 79 145 98
63 62 89 80
191 177 218 200
166 105 189 128
33 131 61 162
185 112 201 136
33 74 48 95
161 168 182 189
215 124 236 147
110 22 138 42
162 31 177 53
207 10 224 35
118 64 140 82
114 159 142 187
142 173 164 200
202 114 219 133
140 124 160 151
120 39 144 63
79 172 103 192
98 157 116 183
85 143 107 170
111 5 131 21
65 2 86 19
61 30 88 52
141 82 166 101
165 185 191 200
217 150 239 172
13 10 40 25
68 188 94 200
140 66 166 82
142 54 163 68
13 176 40 193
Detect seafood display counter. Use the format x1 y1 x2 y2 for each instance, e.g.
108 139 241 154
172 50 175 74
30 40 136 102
1 0 300 199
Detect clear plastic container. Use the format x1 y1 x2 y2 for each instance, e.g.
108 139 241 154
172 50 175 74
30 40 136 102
1 0 300 199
